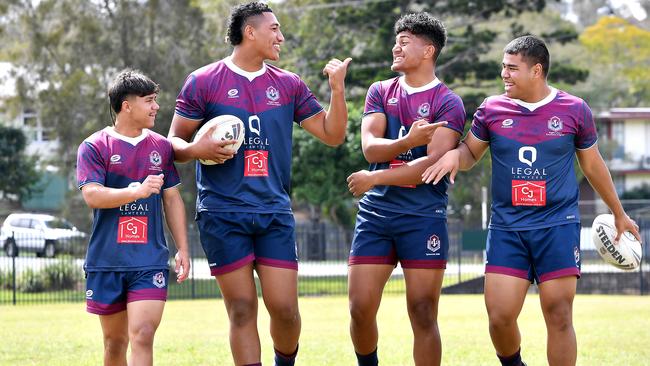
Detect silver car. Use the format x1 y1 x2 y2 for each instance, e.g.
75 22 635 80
0 213 87 257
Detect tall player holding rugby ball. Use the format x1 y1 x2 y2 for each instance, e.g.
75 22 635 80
423 36 641 366
168 2 351 365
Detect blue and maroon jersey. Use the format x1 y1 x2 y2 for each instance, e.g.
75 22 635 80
471 88 597 230
175 57 323 214
76 127 181 272
360 77 466 217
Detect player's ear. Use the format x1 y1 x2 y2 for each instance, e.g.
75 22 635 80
244 23 256 41
121 100 130 113
424 44 435 60
533 63 543 79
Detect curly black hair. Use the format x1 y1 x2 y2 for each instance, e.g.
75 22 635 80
394 12 447 62
226 2 273 46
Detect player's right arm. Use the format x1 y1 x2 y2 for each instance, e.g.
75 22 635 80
81 174 164 209
422 133 489 184
167 114 236 164
361 113 439 163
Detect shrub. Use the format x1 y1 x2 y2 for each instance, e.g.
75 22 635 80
17 268 46 293
42 261 82 291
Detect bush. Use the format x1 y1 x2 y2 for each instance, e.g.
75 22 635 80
42 261 82 290
17 268 46 293
0 269 13 290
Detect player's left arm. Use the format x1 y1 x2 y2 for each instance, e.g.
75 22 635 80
162 186 191 283
347 127 460 196
576 146 641 242
301 58 352 146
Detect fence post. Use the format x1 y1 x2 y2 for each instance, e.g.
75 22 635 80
11 232 16 305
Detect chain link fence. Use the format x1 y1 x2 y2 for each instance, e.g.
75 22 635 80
1 203 649 305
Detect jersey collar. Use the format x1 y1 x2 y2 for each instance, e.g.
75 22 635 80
105 127 149 146
224 56 267 82
399 76 441 95
510 87 558 112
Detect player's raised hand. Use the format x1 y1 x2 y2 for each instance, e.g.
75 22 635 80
174 249 191 283
193 124 237 164
405 120 447 148
614 214 642 243
133 174 165 199
323 57 352 91
422 149 460 185
347 170 376 197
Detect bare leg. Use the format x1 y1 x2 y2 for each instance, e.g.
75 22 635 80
539 276 577 366
99 311 128 366
348 264 394 355
216 263 261 365
484 273 530 358
403 268 445 366
127 300 165 366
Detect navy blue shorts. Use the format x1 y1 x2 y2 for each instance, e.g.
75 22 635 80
197 211 297 276
485 223 581 283
349 204 448 269
85 269 168 315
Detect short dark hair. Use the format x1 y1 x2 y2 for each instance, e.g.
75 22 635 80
226 2 273 46
394 12 447 62
108 69 159 114
504 35 550 77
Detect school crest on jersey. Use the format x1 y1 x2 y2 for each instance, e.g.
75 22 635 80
149 151 161 166
153 271 166 288
266 86 280 102
547 116 563 132
387 97 398 105
418 103 430 118
426 234 441 255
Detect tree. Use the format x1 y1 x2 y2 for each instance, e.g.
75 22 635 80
0 125 39 203
579 16 650 107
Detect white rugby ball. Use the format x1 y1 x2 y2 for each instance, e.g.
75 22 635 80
592 214 642 270
193 115 245 165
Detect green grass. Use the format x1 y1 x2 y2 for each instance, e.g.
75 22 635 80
1 294 649 365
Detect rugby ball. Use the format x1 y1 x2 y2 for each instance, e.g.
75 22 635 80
592 214 642 270
193 115 245 165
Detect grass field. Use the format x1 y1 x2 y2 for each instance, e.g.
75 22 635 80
1 294 649 365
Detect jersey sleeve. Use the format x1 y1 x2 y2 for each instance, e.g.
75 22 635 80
363 81 384 116
162 142 181 189
294 77 323 124
76 140 106 189
435 92 466 134
470 99 490 142
575 100 598 150
175 73 205 121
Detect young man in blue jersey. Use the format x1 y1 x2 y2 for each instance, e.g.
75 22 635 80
345 13 465 366
77 69 190 366
423 35 641 366
167 2 351 365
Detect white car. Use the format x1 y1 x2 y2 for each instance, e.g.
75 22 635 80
0 213 87 258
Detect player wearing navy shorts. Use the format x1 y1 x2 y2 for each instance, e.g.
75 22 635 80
167 2 351 365
423 36 641 366
77 69 190 366
345 13 465 366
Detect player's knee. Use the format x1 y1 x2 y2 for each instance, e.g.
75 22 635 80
130 323 157 346
487 309 517 330
349 298 375 324
227 298 257 327
103 334 128 356
543 301 573 331
268 302 300 325
407 298 436 328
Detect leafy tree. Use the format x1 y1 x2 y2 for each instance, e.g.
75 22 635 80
0 125 39 202
580 16 650 107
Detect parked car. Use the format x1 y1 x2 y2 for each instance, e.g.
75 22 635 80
0 213 87 258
